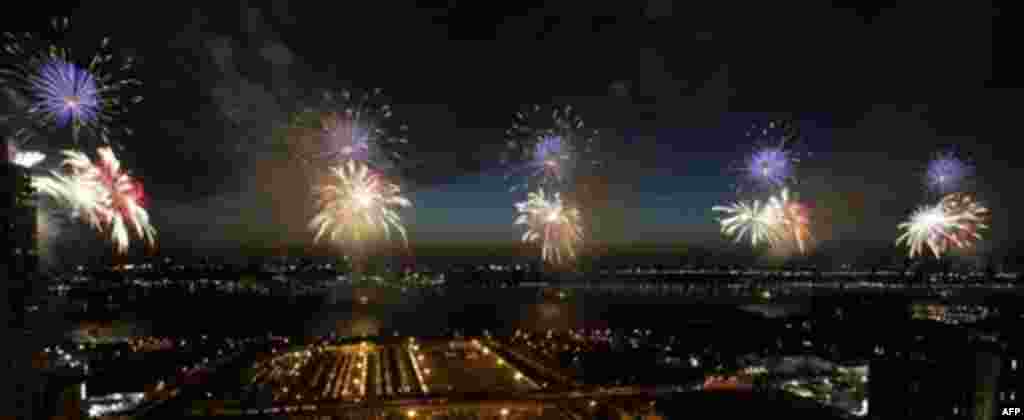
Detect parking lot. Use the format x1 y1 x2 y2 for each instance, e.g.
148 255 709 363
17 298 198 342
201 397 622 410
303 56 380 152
411 338 539 395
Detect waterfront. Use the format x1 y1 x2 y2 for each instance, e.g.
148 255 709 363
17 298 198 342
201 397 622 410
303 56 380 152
23 278 1024 418
34 279 1024 341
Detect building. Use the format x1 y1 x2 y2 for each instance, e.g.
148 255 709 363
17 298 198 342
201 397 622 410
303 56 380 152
870 349 1001 420
870 358 966 419
975 351 1001 420
997 330 1024 416
3 158 41 419
83 366 161 418
3 159 39 325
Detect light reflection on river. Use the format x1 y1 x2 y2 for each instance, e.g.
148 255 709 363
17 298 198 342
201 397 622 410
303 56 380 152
303 287 768 339
64 283 1023 339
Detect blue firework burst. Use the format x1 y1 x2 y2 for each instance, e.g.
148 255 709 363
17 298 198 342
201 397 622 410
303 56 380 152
1 17 142 146
29 58 101 129
279 88 407 171
503 104 598 191
925 151 973 196
744 146 793 189
734 119 804 194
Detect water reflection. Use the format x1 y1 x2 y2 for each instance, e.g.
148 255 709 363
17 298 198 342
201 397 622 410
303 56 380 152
299 287 753 340
66 280 1018 340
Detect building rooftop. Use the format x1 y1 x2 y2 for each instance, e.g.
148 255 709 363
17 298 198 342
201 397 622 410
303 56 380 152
656 390 846 419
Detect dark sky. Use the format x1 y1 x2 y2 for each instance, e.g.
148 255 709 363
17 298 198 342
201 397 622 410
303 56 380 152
4 2 1017 264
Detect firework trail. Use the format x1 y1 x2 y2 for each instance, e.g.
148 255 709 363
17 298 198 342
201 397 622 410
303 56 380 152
277 88 407 170
503 104 598 192
766 188 812 254
896 192 989 259
309 160 411 249
1 17 142 146
735 119 803 194
515 189 584 264
712 199 784 249
925 151 973 196
32 147 156 254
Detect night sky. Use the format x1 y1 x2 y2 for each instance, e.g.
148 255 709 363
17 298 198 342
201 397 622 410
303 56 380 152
4 3 1016 264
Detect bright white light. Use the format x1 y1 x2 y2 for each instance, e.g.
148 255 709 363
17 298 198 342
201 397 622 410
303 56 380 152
12 150 45 168
853 399 869 417
354 190 373 207
546 208 560 222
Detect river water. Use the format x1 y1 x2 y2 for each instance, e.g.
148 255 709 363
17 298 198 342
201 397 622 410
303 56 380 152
60 286 793 340
58 282 1022 342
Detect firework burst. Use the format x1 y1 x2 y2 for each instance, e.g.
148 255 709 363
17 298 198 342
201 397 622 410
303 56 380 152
32 169 105 231
278 88 407 170
735 119 803 193
309 160 411 250
939 192 989 250
925 151 973 196
515 189 584 264
31 147 156 254
896 192 989 259
766 188 812 254
1 17 142 145
712 199 784 249
744 146 793 189
503 104 598 191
